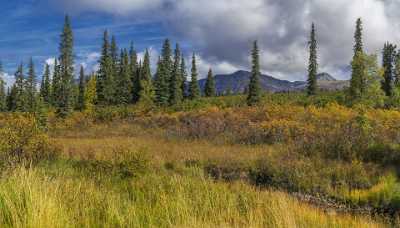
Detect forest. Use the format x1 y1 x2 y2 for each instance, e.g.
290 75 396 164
0 15 400 227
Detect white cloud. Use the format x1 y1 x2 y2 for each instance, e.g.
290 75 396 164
78 52 101 73
194 55 240 79
2 72 14 88
45 58 55 66
55 0 400 80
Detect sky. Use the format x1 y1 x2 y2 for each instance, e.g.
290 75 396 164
1 0 400 86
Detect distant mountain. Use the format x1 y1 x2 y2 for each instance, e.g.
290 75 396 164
316 72 337 81
198 70 349 95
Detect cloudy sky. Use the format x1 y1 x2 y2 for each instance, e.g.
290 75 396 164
1 0 399 85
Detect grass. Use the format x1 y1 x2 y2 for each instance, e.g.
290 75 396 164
0 165 386 228
27 121 385 227
0 100 397 227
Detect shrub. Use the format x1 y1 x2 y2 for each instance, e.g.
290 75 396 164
72 148 150 179
0 114 59 167
364 144 400 167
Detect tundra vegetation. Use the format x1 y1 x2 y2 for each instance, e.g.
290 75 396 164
0 16 400 227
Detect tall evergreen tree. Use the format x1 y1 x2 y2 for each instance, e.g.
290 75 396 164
307 23 318 96
394 53 400 87
110 36 119 69
349 18 366 101
97 30 115 105
6 87 14 111
129 42 139 103
116 49 133 105
204 68 216 97
139 50 154 104
26 58 37 111
77 65 86 111
154 39 172 106
382 42 397 97
57 15 74 116
354 18 363 54
154 56 167 105
180 57 187 98
189 53 200 100
247 41 262 106
161 39 173 80
0 61 6 111
40 63 51 104
169 44 183 105
51 59 61 106
13 63 27 112
140 49 152 83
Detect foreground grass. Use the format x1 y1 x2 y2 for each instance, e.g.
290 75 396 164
0 166 385 228
16 121 382 227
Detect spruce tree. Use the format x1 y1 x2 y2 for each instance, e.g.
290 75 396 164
96 30 108 104
129 42 139 103
77 65 86 111
139 50 154 103
180 57 187 98
0 61 6 111
116 49 133 105
307 23 318 96
247 41 262 106
7 87 15 111
110 35 119 96
382 43 397 97
395 53 400 87
161 39 173 80
58 15 74 116
40 64 51 104
51 59 61 106
349 18 366 101
154 39 172 106
204 68 216 97
141 49 152 83
169 44 183 105
14 63 28 112
97 30 114 105
354 18 363 54
110 35 119 71
189 53 200 100
154 57 166 105
26 58 37 112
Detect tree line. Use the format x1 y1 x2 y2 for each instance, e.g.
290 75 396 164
0 16 397 116
0 15 220 117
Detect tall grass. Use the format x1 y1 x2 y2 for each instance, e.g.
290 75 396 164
0 167 385 227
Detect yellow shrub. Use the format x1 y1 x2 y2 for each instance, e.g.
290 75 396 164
0 114 59 166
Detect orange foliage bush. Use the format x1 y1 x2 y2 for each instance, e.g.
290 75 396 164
130 103 400 161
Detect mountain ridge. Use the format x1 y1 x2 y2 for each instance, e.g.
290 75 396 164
198 70 349 94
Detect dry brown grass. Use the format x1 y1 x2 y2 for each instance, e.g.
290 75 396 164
53 121 277 167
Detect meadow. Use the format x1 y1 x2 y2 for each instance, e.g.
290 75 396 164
0 92 399 227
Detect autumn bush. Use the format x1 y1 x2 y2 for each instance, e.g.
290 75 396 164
0 114 59 167
135 103 400 162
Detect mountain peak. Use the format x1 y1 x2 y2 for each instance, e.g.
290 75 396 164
316 72 336 81
198 70 346 95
